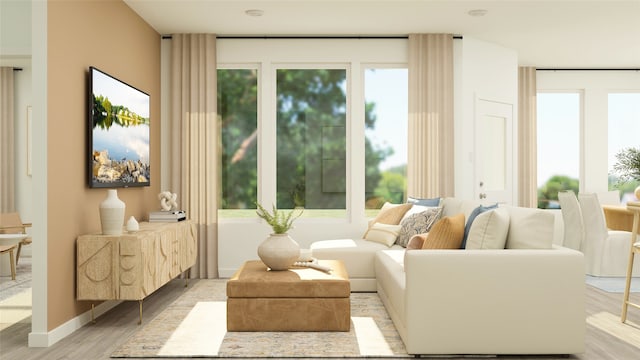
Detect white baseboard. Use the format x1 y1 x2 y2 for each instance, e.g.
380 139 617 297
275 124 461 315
218 268 236 278
28 300 121 347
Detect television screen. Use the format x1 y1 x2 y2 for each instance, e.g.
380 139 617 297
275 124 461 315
89 66 150 188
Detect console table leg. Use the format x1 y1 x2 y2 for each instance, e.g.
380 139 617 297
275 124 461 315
91 303 96 324
138 300 143 325
185 268 191 287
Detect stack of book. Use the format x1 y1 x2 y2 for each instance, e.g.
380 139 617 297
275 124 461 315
148 210 186 222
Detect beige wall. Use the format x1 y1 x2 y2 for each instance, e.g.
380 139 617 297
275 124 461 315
47 0 160 330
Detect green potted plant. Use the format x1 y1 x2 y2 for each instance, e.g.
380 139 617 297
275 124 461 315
255 202 304 270
612 147 640 199
255 202 303 234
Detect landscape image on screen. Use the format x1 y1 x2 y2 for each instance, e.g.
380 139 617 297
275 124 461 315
90 67 150 187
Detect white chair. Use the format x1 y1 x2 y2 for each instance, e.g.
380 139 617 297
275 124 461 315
558 191 584 251
578 193 640 277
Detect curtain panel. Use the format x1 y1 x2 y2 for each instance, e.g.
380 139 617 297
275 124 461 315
170 34 218 278
407 34 454 199
518 67 537 208
0 67 15 212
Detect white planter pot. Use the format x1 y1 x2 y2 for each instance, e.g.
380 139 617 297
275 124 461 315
99 189 125 235
257 233 300 271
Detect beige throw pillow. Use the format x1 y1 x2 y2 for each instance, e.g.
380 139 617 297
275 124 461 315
465 208 510 249
365 222 403 247
422 213 465 249
363 202 413 238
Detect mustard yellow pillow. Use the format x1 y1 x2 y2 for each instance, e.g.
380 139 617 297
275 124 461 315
363 202 413 238
422 213 465 249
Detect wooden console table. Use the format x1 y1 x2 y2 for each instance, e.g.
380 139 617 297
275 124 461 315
77 220 197 324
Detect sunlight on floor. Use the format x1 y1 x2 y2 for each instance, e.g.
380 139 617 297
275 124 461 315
352 316 393 356
587 311 640 349
158 301 226 356
0 288 31 331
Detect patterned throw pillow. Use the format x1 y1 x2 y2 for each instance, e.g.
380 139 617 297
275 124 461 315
396 207 443 247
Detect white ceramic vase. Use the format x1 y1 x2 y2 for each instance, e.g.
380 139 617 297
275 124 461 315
100 189 125 235
635 186 640 201
126 215 139 233
257 233 300 271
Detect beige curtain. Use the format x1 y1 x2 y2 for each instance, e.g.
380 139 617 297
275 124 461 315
407 34 454 198
0 67 15 212
170 34 218 278
518 67 537 208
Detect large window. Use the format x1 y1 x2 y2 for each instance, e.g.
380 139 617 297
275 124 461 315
536 92 581 208
364 68 408 211
216 38 408 220
608 92 640 203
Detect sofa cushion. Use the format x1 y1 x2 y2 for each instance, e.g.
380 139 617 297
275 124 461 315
465 207 510 249
363 202 413 237
422 213 465 249
396 207 443 247
310 239 403 279
503 206 554 249
440 197 482 219
461 203 499 248
365 223 402 246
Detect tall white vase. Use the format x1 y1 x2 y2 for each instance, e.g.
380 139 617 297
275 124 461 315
100 189 125 235
257 233 300 271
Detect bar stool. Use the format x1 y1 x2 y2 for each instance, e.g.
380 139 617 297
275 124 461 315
621 201 640 323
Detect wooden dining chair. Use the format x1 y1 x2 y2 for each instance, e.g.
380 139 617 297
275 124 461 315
622 201 640 323
0 244 17 280
0 212 32 265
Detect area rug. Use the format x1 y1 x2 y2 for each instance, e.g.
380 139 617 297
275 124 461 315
0 288 31 331
111 279 410 358
585 275 640 293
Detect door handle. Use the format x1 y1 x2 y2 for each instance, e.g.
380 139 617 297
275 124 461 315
479 193 487 199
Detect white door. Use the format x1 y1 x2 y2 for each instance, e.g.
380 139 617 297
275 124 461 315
475 98 514 205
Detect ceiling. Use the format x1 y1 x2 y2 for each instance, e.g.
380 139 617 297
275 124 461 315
124 0 640 68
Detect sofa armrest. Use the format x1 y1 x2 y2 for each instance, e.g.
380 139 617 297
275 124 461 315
402 245 585 355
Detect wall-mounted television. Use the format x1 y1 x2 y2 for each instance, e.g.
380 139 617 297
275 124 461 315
89 66 150 188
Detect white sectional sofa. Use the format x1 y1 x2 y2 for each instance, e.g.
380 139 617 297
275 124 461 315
310 197 585 356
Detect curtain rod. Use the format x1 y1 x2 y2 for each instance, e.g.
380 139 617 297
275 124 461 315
162 35 463 40
13 67 23 71
536 68 639 71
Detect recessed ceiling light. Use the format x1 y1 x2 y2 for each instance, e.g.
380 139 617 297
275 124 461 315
245 9 264 17
467 9 488 17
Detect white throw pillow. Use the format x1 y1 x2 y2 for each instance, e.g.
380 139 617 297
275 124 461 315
503 206 554 249
365 222 402 247
465 208 510 249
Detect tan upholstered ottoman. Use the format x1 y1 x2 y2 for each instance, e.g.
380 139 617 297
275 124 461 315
226 260 350 331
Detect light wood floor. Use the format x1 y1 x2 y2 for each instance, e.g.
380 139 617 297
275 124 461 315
1 279 640 360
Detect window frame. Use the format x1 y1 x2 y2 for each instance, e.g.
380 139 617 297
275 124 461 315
216 38 408 224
